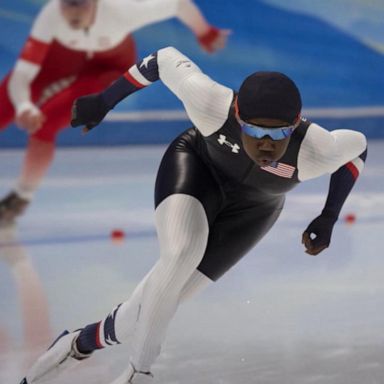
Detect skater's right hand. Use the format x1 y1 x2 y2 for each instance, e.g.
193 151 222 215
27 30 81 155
16 108 45 134
302 214 337 256
71 93 110 134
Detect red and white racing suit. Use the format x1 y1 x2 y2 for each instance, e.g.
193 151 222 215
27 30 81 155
0 0 216 142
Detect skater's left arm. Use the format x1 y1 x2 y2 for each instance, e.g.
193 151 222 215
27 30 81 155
299 124 367 255
71 47 233 134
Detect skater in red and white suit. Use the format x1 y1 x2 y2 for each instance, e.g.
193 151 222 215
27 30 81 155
0 0 229 222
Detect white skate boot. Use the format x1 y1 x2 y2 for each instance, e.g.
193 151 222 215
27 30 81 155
19 329 91 384
110 363 153 384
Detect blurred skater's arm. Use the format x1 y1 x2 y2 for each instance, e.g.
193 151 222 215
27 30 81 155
118 0 230 53
9 44 47 133
8 2 55 133
176 0 230 52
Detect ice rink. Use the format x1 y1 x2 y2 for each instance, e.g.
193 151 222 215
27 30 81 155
0 141 383 384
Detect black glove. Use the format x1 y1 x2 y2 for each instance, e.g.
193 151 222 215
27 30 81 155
302 214 337 256
71 94 110 133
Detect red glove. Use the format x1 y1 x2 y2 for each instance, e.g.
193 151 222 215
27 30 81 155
198 26 229 53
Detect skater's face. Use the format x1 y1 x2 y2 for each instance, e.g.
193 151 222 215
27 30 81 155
239 116 299 167
60 0 96 30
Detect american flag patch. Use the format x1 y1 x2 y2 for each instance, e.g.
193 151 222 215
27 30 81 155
261 162 295 178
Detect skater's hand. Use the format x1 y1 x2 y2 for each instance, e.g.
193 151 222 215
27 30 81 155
16 108 45 134
302 214 337 256
71 93 110 134
197 27 231 53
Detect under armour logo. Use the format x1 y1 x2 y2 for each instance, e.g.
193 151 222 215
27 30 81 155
217 135 240 153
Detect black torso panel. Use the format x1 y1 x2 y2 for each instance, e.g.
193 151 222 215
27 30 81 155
197 105 311 199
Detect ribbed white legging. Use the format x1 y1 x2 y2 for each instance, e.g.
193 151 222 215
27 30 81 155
111 194 211 372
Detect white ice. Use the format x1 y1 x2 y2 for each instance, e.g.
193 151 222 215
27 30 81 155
0 141 383 384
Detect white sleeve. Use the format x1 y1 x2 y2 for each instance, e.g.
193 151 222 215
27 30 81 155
7 0 57 115
157 47 233 136
8 62 41 115
29 0 56 43
298 123 367 181
175 0 212 36
119 0 183 31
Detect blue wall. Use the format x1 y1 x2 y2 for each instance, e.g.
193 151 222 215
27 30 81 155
1 0 384 147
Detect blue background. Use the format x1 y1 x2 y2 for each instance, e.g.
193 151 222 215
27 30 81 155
1 0 383 146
